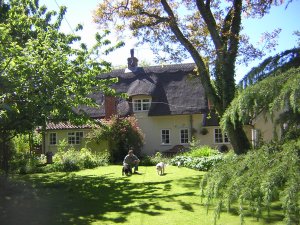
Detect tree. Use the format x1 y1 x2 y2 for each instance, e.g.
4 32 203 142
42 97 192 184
0 0 123 174
201 51 300 224
93 0 290 154
200 140 300 225
221 63 300 142
239 48 300 88
201 66 300 225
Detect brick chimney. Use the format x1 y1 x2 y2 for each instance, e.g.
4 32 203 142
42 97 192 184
207 99 213 110
104 96 117 119
127 48 138 70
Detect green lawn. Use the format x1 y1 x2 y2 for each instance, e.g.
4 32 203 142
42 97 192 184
0 166 285 225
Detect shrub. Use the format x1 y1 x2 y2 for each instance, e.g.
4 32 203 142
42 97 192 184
169 144 223 171
183 145 219 157
12 135 30 153
140 152 171 166
87 116 144 163
9 146 110 174
11 133 42 153
170 154 224 171
9 152 44 174
50 147 109 172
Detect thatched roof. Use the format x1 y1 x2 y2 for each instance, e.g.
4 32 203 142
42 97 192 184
82 63 208 118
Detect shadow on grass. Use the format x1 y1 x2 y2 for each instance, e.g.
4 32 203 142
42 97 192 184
224 202 285 224
0 169 200 225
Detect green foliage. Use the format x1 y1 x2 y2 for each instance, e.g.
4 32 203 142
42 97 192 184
183 145 220 157
56 139 68 153
11 132 42 153
12 135 30 153
239 48 300 88
222 67 300 132
170 154 224 171
200 140 300 225
8 147 109 174
140 152 171 166
50 147 109 172
0 0 122 175
88 116 144 162
9 152 45 174
170 144 223 171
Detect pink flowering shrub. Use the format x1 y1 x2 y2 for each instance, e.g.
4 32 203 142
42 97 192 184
89 116 144 162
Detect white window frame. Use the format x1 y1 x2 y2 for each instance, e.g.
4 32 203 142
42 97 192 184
161 129 170 145
214 128 230 144
180 129 189 144
133 98 151 112
49 132 57 145
68 131 83 145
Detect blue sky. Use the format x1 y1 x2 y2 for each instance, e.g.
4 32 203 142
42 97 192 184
40 0 300 82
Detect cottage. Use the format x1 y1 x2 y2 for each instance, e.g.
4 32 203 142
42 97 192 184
43 50 250 155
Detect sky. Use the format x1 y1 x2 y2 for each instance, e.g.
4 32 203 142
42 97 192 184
40 0 300 82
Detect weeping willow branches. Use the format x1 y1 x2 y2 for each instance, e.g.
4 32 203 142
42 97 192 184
221 67 300 131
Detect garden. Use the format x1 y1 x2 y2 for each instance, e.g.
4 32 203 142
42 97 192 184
1 1 300 224
1 136 299 225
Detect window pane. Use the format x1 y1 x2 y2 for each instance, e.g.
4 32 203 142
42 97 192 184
68 132 75 144
142 99 150 110
50 133 56 145
68 137 75 144
214 129 223 143
75 132 83 144
133 100 141 111
180 129 189 144
224 133 229 143
133 99 151 111
161 130 170 144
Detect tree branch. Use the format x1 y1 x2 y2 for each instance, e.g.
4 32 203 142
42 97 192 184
227 0 242 63
160 0 222 111
221 7 234 48
196 0 223 52
0 57 12 76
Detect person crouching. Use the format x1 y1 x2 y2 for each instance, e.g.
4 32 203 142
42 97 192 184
123 149 140 174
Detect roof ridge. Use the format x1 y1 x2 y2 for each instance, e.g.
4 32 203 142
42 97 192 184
99 62 196 78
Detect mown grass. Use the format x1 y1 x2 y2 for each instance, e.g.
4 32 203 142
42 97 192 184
0 165 285 225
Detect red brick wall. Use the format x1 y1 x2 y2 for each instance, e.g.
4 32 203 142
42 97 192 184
105 96 117 119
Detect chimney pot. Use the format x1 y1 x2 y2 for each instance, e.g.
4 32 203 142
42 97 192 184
127 48 138 70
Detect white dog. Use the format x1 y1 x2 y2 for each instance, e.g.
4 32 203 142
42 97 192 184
156 162 165 175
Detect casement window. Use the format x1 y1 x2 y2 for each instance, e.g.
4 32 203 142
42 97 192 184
68 131 83 145
180 129 189 144
49 133 57 145
214 128 229 143
161 129 170 144
133 99 151 112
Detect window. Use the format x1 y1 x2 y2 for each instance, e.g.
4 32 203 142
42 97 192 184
133 99 151 111
214 128 229 143
49 133 57 145
68 131 83 145
161 129 170 144
180 129 189 144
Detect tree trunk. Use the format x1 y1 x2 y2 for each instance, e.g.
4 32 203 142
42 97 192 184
0 131 14 176
1 140 9 176
226 121 250 155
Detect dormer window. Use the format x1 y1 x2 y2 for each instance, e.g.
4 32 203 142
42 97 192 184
133 98 151 112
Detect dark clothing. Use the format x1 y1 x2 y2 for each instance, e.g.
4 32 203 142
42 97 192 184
123 154 139 171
